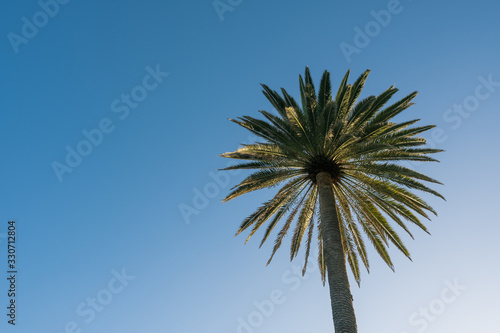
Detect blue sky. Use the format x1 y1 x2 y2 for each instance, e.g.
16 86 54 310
1 0 499 332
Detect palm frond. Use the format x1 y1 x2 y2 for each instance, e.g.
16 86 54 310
222 67 443 285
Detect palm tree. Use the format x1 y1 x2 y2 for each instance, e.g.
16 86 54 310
221 68 443 332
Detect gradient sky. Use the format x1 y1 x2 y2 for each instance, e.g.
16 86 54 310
1 0 499 332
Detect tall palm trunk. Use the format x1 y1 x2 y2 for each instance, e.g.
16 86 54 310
317 171 358 333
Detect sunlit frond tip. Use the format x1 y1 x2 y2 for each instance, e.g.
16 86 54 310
221 67 444 286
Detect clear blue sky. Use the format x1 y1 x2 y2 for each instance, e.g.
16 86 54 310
1 0 499 332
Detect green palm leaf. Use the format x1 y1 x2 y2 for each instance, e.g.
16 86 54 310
221 68 444 332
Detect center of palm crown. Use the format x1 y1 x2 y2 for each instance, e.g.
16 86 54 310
305 155 342 184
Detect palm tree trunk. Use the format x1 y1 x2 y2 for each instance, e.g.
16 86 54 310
316 171 357 333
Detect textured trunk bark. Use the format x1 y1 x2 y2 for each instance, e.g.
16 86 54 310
316 171 358 333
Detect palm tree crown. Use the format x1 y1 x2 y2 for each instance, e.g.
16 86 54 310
221 68 443 332
222 68 444 333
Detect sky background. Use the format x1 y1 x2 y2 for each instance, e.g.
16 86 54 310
1 0 499 332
